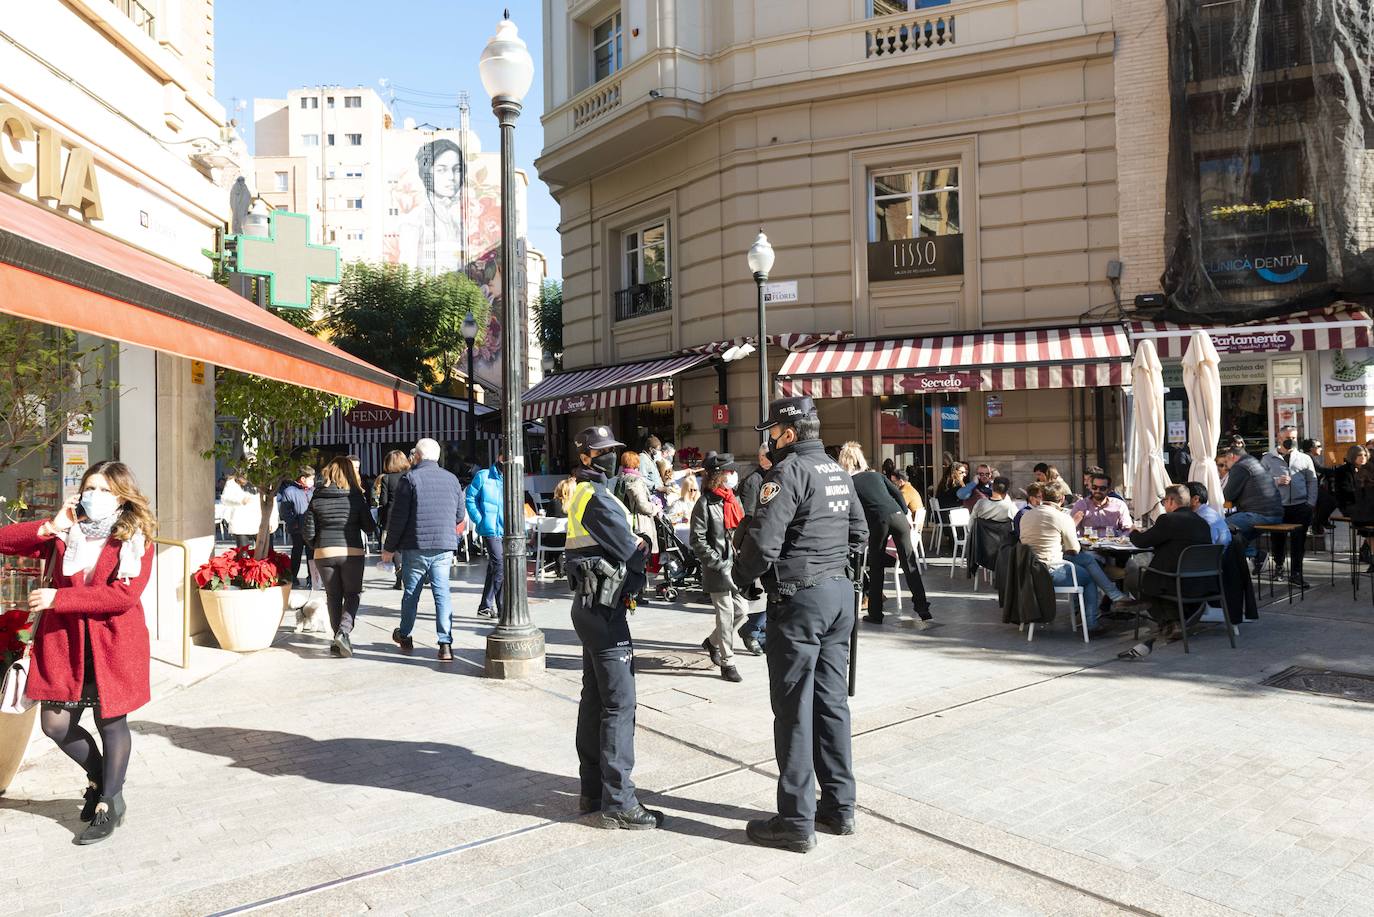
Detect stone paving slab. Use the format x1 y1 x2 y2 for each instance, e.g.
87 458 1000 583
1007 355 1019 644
2 551 1373 914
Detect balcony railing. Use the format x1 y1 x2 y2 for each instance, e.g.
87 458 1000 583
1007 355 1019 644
614 278 672 321
110 0 156 38
573 80 622 129
866 14 955 59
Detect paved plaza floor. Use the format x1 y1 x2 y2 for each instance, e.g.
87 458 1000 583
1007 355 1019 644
3 547 1374 915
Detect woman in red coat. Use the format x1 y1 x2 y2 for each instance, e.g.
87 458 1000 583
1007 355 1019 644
0 460 156 845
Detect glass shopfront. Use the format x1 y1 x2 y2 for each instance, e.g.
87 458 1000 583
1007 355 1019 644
875 392 964 496
1161 354 1309 459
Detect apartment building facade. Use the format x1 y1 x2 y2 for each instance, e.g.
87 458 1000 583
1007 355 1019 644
534 0 1135 484
252 87 549 391
534 0 1372 482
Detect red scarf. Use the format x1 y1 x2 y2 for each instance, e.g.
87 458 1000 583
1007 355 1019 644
715 487 744 529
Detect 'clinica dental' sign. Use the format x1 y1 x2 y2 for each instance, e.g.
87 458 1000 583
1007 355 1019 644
1204 238 1327 288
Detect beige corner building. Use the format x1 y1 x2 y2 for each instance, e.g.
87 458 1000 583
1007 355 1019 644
534 0 1371 486
531 0 1157 486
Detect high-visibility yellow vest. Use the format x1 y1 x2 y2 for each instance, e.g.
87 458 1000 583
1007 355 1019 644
566 480 630 552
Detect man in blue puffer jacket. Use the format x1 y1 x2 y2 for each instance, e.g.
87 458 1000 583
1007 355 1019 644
382 438 466 663
466 451 506 619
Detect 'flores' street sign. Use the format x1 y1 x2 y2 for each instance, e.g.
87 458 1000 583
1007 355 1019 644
230 211 340 310
868 234 964 282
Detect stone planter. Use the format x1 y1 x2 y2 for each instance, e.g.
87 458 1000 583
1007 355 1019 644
0 704 40 795
200 584 291 652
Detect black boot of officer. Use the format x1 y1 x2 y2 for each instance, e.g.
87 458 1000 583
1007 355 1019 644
732 397 869 852
566 424 665 830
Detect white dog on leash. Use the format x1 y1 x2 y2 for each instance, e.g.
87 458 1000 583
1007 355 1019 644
293 599 329 634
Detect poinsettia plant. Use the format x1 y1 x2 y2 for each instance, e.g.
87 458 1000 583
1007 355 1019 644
194 545 293 592
0 609 36 672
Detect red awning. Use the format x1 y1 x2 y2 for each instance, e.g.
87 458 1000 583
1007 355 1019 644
522 353 712 419
0 193 415 411
776 323 1132 397
1128 305 1372 358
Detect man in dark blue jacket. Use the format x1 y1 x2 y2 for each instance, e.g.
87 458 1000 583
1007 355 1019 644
382 438 467 662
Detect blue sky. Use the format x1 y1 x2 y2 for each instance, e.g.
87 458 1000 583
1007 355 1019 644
215 0 561 279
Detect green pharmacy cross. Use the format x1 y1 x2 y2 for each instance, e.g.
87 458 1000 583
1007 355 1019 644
231 211 340 310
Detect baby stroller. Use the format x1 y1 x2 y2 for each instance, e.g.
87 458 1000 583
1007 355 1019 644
651 514 699 602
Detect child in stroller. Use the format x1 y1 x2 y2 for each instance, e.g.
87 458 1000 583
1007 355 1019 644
651 513 699 601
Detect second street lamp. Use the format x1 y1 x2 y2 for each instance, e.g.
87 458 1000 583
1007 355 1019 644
747 230 776 436
479 10 543 679
461 311 478 463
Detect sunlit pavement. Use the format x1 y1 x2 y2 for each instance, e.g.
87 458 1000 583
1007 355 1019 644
4 549 1373 916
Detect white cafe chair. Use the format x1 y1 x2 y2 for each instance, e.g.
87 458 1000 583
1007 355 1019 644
1025 563 1090 643
945 507 971 577
531 516 567 582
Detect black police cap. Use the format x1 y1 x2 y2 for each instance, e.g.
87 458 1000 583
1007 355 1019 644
755 396 818 431
573 425 624 452
703 451 736 472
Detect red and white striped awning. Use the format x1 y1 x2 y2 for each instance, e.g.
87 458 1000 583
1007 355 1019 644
1128 305 1372 359
776 324 1132 398
686 331 853 357
521 353 713 420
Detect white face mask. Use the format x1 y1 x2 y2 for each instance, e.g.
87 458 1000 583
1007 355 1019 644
725 471 739 490
81 490 121 522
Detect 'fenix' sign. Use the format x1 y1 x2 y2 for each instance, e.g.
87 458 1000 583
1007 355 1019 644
0 101 104 221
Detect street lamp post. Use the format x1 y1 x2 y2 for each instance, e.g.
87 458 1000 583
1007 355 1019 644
461 312 478 463
480 10 543 679
747 231 776 436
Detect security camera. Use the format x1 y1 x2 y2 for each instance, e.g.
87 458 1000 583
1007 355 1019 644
648 89 663 99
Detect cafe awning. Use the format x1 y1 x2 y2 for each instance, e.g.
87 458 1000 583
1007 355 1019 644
1128 304 1372 359
776 323 1132 397
0 193 416 411
522 352 712 420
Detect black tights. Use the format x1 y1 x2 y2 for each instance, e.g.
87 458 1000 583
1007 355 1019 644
40 706 132 797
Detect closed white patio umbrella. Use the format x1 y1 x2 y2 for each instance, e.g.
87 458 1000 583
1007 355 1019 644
1131 340 1171 525
1183 329 1224 508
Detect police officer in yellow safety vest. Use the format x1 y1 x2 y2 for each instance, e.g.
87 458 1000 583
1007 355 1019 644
564 424 665 830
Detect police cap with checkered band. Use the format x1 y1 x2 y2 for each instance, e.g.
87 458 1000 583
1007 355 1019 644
573 425 625 453
754 396 818 431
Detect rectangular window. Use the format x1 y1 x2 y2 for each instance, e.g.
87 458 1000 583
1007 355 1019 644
326 96 335 109
870 166 961 242
346 198 363 210
593 12 623 82
346 231 365 241
300 97 318 109
868 0 951 14
346 133 363 146
301 133 319 148
327 133 336 146
344 95 362 108
344 168 364 179
624 221 669 287
273 171 289 192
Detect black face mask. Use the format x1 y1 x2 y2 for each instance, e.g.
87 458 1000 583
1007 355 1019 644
590 452 618 478
1281 438 1295 450
766 433 788 466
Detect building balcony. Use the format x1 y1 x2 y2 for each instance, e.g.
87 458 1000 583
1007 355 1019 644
614 278 672 322
109 0 155 38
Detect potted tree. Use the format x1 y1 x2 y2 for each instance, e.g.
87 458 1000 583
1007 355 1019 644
200 370 351 651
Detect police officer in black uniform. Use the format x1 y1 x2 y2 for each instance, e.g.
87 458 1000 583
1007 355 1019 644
564 425 665 830
732 397 868 852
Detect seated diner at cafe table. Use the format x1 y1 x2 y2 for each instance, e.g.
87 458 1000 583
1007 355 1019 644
1070 472 1132 535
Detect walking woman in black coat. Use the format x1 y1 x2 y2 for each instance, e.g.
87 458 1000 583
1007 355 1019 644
839 441 932 625
375 449 411 589
303 456 376 657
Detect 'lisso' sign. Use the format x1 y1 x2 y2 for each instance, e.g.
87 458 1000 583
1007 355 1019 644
868 234 964 282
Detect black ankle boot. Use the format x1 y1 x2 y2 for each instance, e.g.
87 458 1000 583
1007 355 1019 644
79 780 102 823
77 792 125 845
